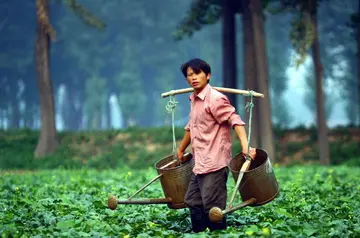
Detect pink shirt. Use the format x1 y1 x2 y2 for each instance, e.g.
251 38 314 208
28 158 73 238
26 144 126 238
184 84 246 175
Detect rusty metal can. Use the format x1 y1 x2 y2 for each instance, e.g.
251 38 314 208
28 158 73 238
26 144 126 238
229 149 280 206
155 153 194 209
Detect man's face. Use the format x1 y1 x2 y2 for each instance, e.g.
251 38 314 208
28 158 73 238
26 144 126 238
186 67 210 93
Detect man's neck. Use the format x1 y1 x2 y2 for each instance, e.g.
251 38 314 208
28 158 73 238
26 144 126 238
194 84 208 94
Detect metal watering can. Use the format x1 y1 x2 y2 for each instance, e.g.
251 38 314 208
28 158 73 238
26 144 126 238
108 153 194 210
108 148 280 221
209 149 280 222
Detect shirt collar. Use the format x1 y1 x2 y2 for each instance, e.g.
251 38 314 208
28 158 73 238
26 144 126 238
189 83 211 101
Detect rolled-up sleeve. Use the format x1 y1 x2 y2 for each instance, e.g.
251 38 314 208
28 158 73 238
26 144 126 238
211 95 246 128
184 121 190 131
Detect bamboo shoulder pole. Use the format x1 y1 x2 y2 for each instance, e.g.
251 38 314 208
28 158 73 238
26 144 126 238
161 87 265 98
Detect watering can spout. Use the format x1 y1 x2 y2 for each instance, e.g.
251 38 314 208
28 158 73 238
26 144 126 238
209 149 280 223
208 198 256 223
108 195 172 210
107 152 195 211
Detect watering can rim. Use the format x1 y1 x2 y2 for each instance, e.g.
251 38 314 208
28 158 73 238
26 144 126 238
229 148 270 174
154 152 193 171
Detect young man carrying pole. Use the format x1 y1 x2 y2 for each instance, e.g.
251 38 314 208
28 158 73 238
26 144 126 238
177 58 256 233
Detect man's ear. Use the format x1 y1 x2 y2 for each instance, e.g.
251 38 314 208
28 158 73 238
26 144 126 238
207 73 211 80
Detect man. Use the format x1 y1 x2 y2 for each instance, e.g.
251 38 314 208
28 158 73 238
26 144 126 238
177 58 256 233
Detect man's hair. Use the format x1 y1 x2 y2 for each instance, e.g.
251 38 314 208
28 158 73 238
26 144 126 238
180 58 211 77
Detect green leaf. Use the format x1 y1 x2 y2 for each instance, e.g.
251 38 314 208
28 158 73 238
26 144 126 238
56 219 76 230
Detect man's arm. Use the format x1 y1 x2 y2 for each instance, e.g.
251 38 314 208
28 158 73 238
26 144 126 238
210 95 245 128
177 130 191 162
210 94 256 159
234 125 256 159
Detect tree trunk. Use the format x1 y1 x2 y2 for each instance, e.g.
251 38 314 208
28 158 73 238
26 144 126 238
10 93 20 129
7 107 11 129
95 108 102 129
310 5 330 165
358 0 360 126
66 86 80 131
222 0 237 109
0 110 4 129
66 82 84 131
249 0 275 161
34 0 58 158
106 95 112 129
241 0 260 151
8 74 20 129
24 105 35 129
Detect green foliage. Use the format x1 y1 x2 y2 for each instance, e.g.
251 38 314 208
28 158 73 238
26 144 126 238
0 165 359 237
63 0 106 30
289 13 315 68
1 127 359 170
273 0 324 68
0 128 183 170
329 141 360 165
173 0 222 40
174 0 274 41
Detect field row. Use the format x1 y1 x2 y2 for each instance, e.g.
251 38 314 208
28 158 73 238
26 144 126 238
1 165 359 237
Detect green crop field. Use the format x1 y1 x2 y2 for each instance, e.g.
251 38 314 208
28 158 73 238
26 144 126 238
1 165 359 238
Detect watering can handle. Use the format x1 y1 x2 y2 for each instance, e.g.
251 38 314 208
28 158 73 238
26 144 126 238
128 174 163 200
127 153 192 200
159 154 188 170
227 159 252 209
159 152 191 169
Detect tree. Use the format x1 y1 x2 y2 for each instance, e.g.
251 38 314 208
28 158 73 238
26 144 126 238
54 0 107 131
174 0 276 161
34 0 59 157
222 0 238 108
316 0 357 125
0 1 35 129
357 1 360 126
348 2 360 125
354 2 360 126
265 9 293 128
310 0 330 165
84 74 107 129
114 42 146 127
303 63 335 122
277 0 330 165
319 0 358 125
175 0 240 109
34 0 106 157
242 0 275 160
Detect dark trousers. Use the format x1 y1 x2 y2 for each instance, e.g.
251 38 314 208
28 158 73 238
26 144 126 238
184 167 229 233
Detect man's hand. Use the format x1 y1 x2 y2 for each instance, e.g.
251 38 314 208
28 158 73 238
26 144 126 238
242 147 256 160
177 149 185 163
